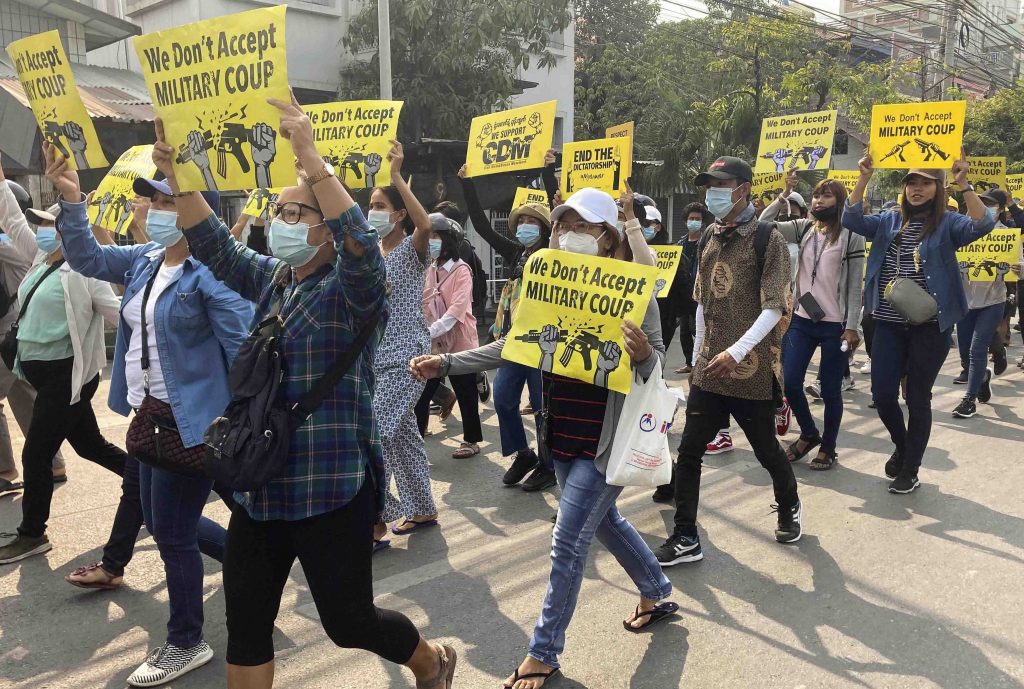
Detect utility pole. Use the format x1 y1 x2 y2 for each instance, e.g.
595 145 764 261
939 0 960 99
378 0 392 100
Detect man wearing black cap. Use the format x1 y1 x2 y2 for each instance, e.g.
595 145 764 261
0 157 65 495
654 156 801 566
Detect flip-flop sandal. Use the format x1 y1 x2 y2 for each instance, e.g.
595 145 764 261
0 478 24 496
623 601 680 633
66 561 122 590
503 667 560 689
809 449 837 471
392 518 438 535
785 435 821 463
452 443 480 459
372 539 391 554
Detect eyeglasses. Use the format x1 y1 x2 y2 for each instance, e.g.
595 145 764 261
267 201 323 225
553 220 600 234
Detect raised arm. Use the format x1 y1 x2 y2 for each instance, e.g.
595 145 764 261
842 152 882 239
0 161 43 263
542 149 559 208
390 141 430 260
622 181 655 266
458 164 519 263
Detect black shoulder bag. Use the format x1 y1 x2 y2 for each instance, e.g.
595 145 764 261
125 259 207 477
203 280 382 492
0 260 64 371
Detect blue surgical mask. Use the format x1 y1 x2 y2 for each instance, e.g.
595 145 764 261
686 220 703 232
516 223 541 246
36 227 61 254
367 209 396 238
428 238 443 260
705 187 740 220
268 219 323 267
146 209 183 247
642 227 656 241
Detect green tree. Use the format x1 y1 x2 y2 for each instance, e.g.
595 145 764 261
340 0 572 141
963 86 1024 173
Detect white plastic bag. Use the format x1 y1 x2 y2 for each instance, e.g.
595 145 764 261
605 359 678 488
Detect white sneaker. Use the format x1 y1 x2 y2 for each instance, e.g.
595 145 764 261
805 381 822 400
859 360 871 374
127 641 213 687
842 376 855 392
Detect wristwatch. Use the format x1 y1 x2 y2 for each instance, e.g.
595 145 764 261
960 183 975 193
304 162 335 188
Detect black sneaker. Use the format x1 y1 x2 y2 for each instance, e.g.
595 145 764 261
774 501 802 543
521 465 557 492
883 451 903 479
953 369 968 384
977 367 993 404
952 397 977 418
888 474 920 494
476 372 490 403
0 532 51 564
502 449 538 486
652 484 674 504
993 346 1007 376
654 533 703 566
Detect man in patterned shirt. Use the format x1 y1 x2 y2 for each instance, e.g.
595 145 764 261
654 156 802 567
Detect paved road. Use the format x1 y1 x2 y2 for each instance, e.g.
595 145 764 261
2 337 1023 689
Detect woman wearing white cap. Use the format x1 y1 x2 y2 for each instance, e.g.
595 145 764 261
411 187 675 689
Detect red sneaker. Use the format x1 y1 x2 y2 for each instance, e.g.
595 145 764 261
706 432 733 455
775 399 792 436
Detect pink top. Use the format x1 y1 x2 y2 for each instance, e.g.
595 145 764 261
795 231 844 323
423 259 479 353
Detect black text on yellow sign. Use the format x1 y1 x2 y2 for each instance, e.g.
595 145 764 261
869 101 966 169
561 137 630 197
956 227 1020 283
754 110 837 173
465 101 557 177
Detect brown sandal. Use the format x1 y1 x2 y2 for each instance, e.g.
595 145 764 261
416 644 457 689
452 442 479 458
809 449 837 471
66 561 122 590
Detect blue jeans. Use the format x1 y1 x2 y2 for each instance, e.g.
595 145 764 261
782 315 846 452
529 458 671 668
493 362 544 460
139 462 227 648
871 321 951 477
957 303 1003 398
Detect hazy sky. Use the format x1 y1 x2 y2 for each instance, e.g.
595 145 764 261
659 0 842 22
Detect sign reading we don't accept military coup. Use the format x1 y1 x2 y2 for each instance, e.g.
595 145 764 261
133 5 292 192
869 101 967 169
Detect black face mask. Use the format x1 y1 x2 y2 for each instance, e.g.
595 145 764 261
906 200 931 214
810 206 838 222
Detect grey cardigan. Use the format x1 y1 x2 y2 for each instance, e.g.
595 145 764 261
441 297 665 475
761 198 866 331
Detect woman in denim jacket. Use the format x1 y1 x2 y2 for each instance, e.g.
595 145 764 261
48 150 253 687
843 150 995 495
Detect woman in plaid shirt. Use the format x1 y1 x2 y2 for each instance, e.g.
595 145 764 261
161 93 458 689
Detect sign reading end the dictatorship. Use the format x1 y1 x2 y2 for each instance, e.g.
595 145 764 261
465 101 557 177
512 187 548 209
561 137 630 197
869 101 967 169
6 30 107 170
87 146 156 234
754 110 837 173
133 5 291 192
303 100 403 189
503 249 659 394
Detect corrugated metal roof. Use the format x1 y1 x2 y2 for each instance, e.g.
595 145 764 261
0 56 153 123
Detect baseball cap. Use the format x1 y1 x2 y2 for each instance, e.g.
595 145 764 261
785 192 807 209
900 169 945 186
980 189 1007 206
645 206 663 223
694 156 754 187
133 178 221 214
25 203 60 226
551 187 618 229
428 212 464 238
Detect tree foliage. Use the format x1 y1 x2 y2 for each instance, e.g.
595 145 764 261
964 87 1024 173
341 0 572 141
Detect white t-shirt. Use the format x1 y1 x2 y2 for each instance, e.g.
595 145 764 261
124 263 183 407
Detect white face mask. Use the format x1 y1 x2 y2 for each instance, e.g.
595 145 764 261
559 231 604 256
615 220 625 238
367 209 396 238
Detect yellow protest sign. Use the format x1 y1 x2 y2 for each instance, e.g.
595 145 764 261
952 156 1007 193
1006 174 1024 202
957 228 1020 283
828 170 861 194
869 101 966 169
752 172 785 206
133 5 291 192
465 101 557 177
503 249 658 394
561 137 629 197
242 188 282 221
302 100 402 189
653 246 682 297
513 187 548 209
605 121 634 184
755 110 837 173
86 146 156 234
6 31 107 170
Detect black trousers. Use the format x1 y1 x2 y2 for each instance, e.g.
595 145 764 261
415 374 483 443
223 476 420 666
678 301 698 365
862 313 876 358
18 358 128 538
672 384 798 537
